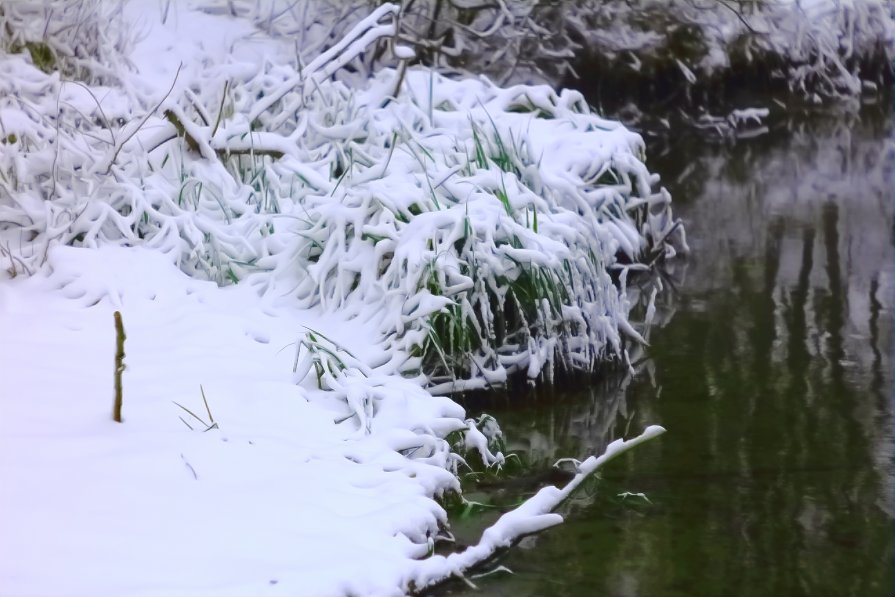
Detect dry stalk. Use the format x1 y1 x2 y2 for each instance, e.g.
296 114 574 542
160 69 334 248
113 310 126 423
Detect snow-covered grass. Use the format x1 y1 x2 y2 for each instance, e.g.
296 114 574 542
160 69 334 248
0 2 675 595
0 244 665 594
0 1 133 84
0 245 666 595
0 1 685 388
0 245 462 596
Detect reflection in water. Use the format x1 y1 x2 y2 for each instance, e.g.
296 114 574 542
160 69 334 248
436 109 893 597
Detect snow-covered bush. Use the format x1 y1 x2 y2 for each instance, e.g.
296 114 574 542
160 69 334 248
570 0 894 104
283 69 683 390
0 2 683 391
193 0 893 103
0 0 132 84
194 0 581 86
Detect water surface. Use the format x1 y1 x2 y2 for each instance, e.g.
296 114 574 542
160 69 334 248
434 105 894 596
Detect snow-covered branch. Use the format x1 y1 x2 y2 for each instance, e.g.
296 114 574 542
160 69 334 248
405 425 667 592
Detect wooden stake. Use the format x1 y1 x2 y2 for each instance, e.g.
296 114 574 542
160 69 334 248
113 311 126 423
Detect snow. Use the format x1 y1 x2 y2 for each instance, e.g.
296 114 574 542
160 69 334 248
393 45 415 60
571 0 892 100
0 245 665 595
0 246 439 596
404 425 667 592
0 2 674 595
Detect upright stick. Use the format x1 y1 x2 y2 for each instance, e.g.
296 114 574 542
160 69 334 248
113 311 126 423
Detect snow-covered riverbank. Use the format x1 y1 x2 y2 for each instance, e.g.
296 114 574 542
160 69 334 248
1 2 674 595
0 245 462 596
187 0 893 106
568 0 894 101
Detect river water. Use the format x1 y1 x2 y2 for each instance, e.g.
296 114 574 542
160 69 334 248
433 102 894 596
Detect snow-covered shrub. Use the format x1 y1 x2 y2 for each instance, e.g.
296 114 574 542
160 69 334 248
191 0 893 103
282 70 682 389
0 0 132 84
193 0 581 86
560 0 894 104
0 2 683 390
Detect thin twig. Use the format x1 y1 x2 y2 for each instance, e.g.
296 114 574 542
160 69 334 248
102 62 182 175
211 80 230 137
180 453 198 480
64 80 116 145
200 385 215 424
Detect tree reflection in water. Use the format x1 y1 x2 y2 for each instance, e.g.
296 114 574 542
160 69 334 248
438 105 893 597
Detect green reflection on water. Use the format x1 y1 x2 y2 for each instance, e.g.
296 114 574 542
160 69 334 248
432 107 894 597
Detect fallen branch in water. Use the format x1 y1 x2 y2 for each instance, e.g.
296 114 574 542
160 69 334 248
405 424 667 592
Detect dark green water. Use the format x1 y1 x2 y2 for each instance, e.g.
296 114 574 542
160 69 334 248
435 105 894 597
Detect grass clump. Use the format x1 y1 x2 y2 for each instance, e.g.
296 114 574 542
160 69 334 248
0 4 683 392
289 71 683 391
174 386 219 432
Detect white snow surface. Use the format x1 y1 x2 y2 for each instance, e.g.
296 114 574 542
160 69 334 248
0 243 665 595
0 246 463 597
0 3 673 595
